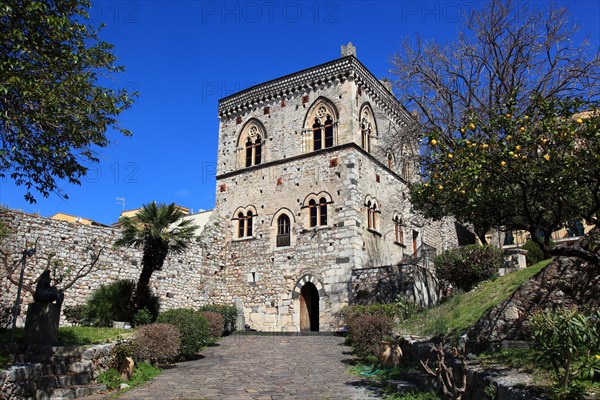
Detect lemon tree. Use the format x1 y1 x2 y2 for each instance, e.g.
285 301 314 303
411 94 600 265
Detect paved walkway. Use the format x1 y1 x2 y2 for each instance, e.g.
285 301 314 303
89 334 385 400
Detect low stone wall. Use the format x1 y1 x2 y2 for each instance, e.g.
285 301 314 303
350 264 439 307
399 337 548 400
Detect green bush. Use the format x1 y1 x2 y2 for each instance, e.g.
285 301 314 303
97 368 122 390
520 240 553 266
85 280 135 326
433 245 503 292
199 304 238 333
530 308 600 393
202 311 224 339
346 314 393 359
132 308 153 327
62 304 89 326
156 308 209 358
109 340 136 370
132 323 180 365
83 280 160 326
341 300 420 326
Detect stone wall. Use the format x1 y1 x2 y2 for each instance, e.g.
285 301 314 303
351 264 440 308
0 209 227 326
470 232 600 342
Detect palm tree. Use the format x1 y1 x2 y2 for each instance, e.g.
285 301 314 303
114 202 198 315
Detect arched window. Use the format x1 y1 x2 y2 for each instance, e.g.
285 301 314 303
393 214 403 244
366 198 379 232
312 119 322 151
371 202 378 231
239 122 265 168
237 212 245 238
254 135 262 165
387 152 394 169
246 211 253 237
324 116 334 148
360 105 376 153
245 137 253 167
319 197 328 226
276 214 291 247
402 160 411 181
305 100 337 152
309 199 318 227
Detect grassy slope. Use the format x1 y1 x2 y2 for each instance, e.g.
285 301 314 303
398 259 552 339
0 326 132 346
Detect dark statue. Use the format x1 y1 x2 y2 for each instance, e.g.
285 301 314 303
33 269 64 306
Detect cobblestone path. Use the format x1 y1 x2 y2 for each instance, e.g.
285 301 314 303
93 334 385 399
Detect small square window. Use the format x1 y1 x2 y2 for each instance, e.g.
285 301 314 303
302 95 309 104
236 116 242 124
330 158 339 167
281 100 286 107
219 184 227 192
277 177 283 185
264 107 270 115
376 174 380 183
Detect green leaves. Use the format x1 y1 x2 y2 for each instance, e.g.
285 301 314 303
411 94 600 255
0 0 138 202
530 308 600 390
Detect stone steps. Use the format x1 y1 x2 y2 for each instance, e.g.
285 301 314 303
1 346 107 399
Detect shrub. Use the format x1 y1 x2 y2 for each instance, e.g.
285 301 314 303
132 308 153 327
156 308 209 358
85 280 135 326
433 245 503 292
132 323 180 365
83 280 160 326
341 300 420 326
202 311 224 339
530 308 600 392
520 240 553 266
109 340 136 370
346 314 393 359
97 368 121 390
199 304 238 334
63 304 89 326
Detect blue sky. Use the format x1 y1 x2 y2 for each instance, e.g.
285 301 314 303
1 0 599 225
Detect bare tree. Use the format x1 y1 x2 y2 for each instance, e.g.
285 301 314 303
1 235 104 297
390 0 600 139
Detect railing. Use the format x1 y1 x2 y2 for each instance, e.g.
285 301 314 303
276 234 290 247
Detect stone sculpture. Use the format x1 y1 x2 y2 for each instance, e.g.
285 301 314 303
33 269 64 306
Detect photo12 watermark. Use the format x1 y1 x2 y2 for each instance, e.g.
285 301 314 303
201 1 339 24
87 1 141 24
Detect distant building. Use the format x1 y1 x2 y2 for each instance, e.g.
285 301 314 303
50 212 107 227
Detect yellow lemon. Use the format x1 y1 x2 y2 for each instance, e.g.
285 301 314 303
460 128 465 133
506 135 512 140
469 123 476 130
520 127 525 132
522 155 527 160
509 151 514 156
482 144 489 149
515 145 522 151
506 113 511 118
438 185 444 190
544 154 551 161
513 153 519 159
576 118 583 124
500 161 507 167
431 139 438 145
447 153 453 159
524 115 529 120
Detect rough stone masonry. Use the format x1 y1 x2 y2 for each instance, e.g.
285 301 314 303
1 48 458 331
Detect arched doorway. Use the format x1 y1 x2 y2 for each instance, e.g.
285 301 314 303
299 282 319 332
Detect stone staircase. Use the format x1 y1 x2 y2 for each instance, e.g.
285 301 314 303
1 345 108 399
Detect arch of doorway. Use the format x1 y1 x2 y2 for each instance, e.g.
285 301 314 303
291 274 325 299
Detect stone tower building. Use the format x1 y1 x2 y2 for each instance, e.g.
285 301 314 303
213 45 457 332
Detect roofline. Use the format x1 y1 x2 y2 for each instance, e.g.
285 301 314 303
218 55 416 127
